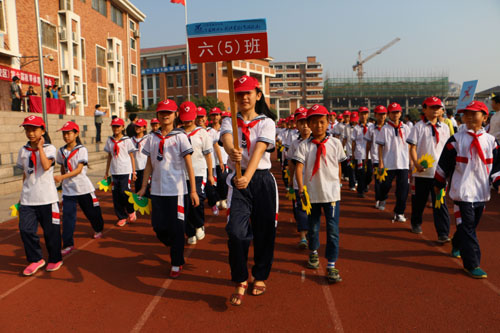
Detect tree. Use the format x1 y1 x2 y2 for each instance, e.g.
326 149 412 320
125 100 140 112
192 95 225 111
407 108 421 122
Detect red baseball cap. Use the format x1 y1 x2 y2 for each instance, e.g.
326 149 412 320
179 101 197 122
111 118 125 126
150 118 160 124
156 99 178 112
234 75 260 93
221 111 231 118
209 107 221 115
423 96 442 107
343 110 351 117
197 107 207 117
294 108 308 121
58 121 79 132
337 114 344 120
374 105 388 114
20 115 46 128
387 102 402 112
135 119 147 127
307 104 329 118
330 111 337 117
458 101 489 115
350 112 359 123
358 106 370 113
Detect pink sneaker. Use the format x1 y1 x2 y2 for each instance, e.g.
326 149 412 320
61 246 74 256
211 205 219 216
116 219 127 227
170 265 183 279
46 261 63 272
93 232 103 239
22 259 46 276
128 211 137 223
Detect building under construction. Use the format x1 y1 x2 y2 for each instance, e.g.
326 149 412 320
323 75 450 113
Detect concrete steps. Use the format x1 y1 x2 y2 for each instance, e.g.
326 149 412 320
0 111 115 195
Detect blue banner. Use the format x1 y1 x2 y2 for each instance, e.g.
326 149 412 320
141 64 195 75
187 19 267 38
456 80 478 112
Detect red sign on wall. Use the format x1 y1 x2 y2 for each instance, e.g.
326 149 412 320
187 19 268 64
0 65 55 87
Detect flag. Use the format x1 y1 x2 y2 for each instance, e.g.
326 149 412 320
171 0 185 5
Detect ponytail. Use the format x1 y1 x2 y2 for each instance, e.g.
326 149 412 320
43 131 52 144
255 88 277 121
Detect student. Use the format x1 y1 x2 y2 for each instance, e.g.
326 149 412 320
221 75 278 306
179 101 215 245
126 113 138 138
282 115 297 189
294 104 346 284
343 111 357 190
195 106 208 128
150 118 160 134
138 99 199 278
407 97 451 238
55 121 104 256
376 102 411 221
69 91 78 115
52 85 59 99
132 118 149 193
94 104 107 143
435 101 500 279
209 107 229 209
104 118 137 227
17 116 62 276
335 111 349 181
286 107 311 248
351 106 373 197
328 111 337 134
365 105 387 208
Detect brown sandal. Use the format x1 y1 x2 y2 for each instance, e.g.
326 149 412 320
229 282 248 306
251 282 266 296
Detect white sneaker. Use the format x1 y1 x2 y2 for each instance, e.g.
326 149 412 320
211 205 219 216
195 227 205 240
378 201 386 210
393 214 407 223
216 201 221 208
187 236 197 245
350 187 356 191
220 200 227 209
375 201 380 209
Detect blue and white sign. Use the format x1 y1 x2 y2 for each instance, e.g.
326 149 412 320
456 80 478 112
141 64 196 75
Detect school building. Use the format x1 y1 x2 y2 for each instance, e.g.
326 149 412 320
0 0 145 118
140 44 276 110
269 56 324 118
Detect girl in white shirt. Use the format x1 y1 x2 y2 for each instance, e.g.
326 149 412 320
55 121 104 256
132 118 149 195
17 116 62 276
104 118 137 227
221 75 278 306
209 107 229 209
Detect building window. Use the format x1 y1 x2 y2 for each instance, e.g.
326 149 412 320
130 38 136 50
96 46 106 67
82 83 87 105
129 20 135 31
167 75 173 88
193 72 198 86
0 0 5 32
41 21 57 49
110 5 123 27
80 38 85 58
209 84 214 89
148 98 154 106
132 95 138 105
146 76 153 90
92 0 107 16
59 0 72 11
155 75 160 89
131 64 137 75
146 58 161 68
98 87 107 107
176 74 182 87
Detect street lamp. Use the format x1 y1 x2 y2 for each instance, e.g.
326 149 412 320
19 54 54 68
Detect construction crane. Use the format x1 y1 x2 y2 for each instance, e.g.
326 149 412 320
352 37 401 81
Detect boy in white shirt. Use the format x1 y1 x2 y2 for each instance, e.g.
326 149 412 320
407 97 451 238
351 106 373 197
132 118 149 194
294 104 347 284
435 101 500 279
376 103 411 222
365 105 387 208
343 111 357 190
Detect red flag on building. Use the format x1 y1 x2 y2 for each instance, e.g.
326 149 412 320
170 0 185 5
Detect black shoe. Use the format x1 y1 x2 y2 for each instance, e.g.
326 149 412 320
411 225 423 234
357 192 365 198
437 235 451 244
327 268 342 283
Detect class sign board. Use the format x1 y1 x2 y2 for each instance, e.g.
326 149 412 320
186 19 268 63
456 80 478 112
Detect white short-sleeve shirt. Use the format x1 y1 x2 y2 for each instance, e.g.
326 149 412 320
104 136 137 175
351 123 373 160
142 129 193 196
220 114 275 171
343 124 354 157
293 134 347 203
185 127 213 177
17 143 59 205
406 120 450 178
364 124 384 164
375 121 410 170
287 136 307 189
56 145 95 196
333 122 345 139
132 135 149 171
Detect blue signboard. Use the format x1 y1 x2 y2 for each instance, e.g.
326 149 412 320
186 19 266 37
456 80 478 112
141 64 196 75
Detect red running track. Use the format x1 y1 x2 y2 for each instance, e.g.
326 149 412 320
1 157 500 331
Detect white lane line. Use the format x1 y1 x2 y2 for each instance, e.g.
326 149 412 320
0 226 115 300
315 267 344 333
421 234 500 296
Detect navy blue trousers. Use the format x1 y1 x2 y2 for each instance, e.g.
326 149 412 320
111 174 134 220
185 177 206 238
292 193 309 232
452 202 485 270
355 159 373 194
215 165 228 200
379 169 409 215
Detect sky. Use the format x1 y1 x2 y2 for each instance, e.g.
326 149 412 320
134 0 500 91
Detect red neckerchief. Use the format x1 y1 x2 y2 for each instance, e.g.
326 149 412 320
467 132 488 172
310 136 329 180
110 137 122 157
155 133 167 156
388 121 403 140
237 118 262 153
362 123 368 135
25 146 38 174
376 125 382 132
428 122 440 144
62 146 80 172
187 128 202 138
